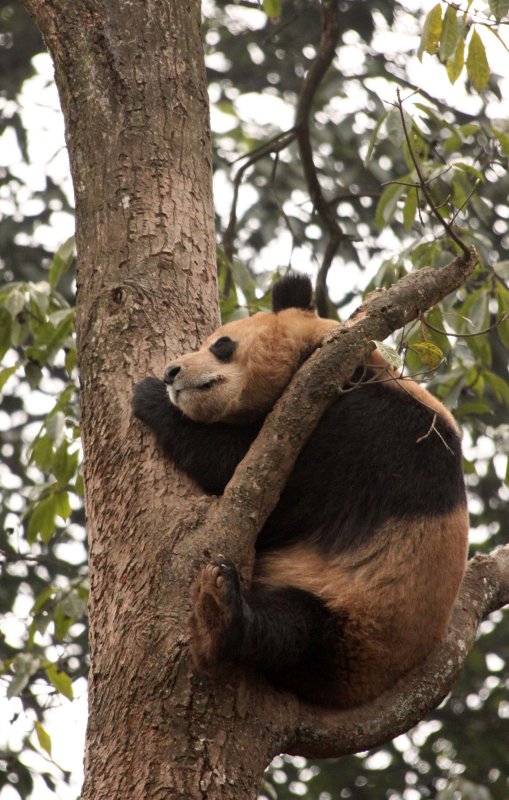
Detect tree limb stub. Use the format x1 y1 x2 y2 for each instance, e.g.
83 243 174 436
199 248 478 573
282 545 509 758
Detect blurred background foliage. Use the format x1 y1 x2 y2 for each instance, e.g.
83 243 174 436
0 0 508 798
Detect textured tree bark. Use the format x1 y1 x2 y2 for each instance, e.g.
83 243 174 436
19 1 509 798
20 1 280 798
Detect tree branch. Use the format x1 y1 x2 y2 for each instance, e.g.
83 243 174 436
220 1 343 314
281 545 509 757
396 89 470 257
295 0 343 317
197 248 479 573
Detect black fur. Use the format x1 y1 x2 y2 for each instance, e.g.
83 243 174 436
132 377 261 495
201 557 343 703
272 273 313 313
209 336 237 362
133 376 465 555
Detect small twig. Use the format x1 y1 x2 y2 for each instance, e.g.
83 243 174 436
381 165 454 189
222 128 296 265
396 89 471 257
421 311 509 338
415 411 454 453
450 178 481 225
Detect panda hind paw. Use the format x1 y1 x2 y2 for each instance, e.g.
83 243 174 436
189 556 244 671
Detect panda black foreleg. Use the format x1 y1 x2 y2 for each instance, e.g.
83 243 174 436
190 557 342 700
132 377 261 494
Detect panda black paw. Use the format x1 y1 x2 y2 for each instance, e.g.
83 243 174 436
132 377 173 428
189 556 244 670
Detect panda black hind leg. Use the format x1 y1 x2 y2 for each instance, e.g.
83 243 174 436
190 557 343 702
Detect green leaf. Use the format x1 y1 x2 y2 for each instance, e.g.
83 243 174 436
488 0 509 20
442 375 467 410
54 491 72 521
54 603 74 641
230 259 257 303
372 341 403 370
31 586 57 615
48 237 75 289
28 495 58 544
47 411 66 448
65 347 77 373
453 161 484 182
403 188 418 231
439 6 459 61
447 39 465 84
7 654 41 699
0 365 17 391
375 183 406 229
460 289 490 333
262 0 281 20
25 361 43 388
74 474 85 497
411 341 444 368
466 30 490 92
5 287 26 319
30 435 54 471
418 4 442 60
385 108 413 147
485 371 509 405
497 132 509 157
35 722 52 756
0 309 12 360
61 590 87 620
54 442 79 486
28 615 51 648
45 665 74 700
496 285 509 348
364 111 388 164
28 283 50 316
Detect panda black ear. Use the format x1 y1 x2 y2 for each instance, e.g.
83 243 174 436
272 273 313 313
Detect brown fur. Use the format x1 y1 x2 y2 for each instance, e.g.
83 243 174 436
165 310 337 423
253 505 468 707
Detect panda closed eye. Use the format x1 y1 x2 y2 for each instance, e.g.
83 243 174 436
209 336 238 362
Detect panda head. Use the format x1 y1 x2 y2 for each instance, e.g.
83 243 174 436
163 273 338 424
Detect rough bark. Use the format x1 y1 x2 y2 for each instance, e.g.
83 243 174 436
19 1 273 798
20 1 509 798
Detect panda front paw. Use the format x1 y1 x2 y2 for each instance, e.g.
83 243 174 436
189 556 244 670
132 376 170 425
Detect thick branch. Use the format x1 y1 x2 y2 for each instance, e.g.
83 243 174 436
282 545 509 757
198 249 478 573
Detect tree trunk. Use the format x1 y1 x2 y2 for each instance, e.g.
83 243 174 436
20 0 280 797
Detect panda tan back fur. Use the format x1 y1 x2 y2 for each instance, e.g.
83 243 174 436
133 273 468 708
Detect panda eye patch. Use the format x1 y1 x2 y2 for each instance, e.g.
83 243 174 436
209 336 237 362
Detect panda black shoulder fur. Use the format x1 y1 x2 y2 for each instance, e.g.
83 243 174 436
132 273 468 708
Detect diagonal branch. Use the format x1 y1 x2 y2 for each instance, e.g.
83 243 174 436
396 89 470 256
196 248 479 573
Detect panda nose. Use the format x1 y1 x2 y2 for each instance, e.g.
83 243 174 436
164 365 181 385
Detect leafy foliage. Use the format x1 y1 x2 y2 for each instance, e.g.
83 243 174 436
419 1 509 91
1 0 508 799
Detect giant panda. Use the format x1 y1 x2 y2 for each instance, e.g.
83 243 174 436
132 273 468 709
